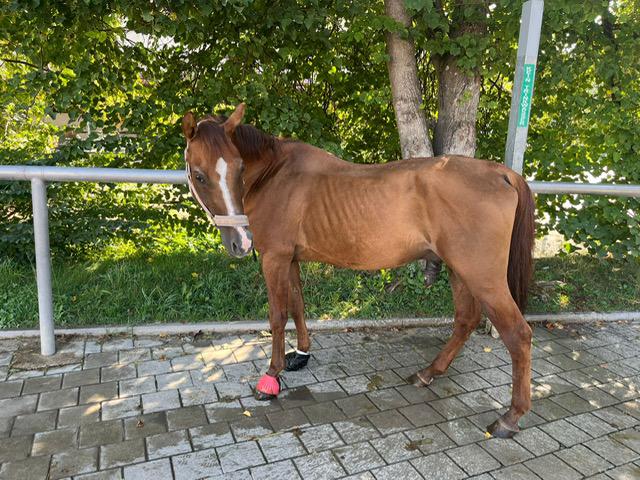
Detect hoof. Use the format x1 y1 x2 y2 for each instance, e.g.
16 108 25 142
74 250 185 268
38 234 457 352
407 371 433 388
254 374 281 401
486 417 520 439
285 351 310 371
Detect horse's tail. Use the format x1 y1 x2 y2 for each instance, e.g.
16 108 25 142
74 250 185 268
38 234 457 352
506 172 536 313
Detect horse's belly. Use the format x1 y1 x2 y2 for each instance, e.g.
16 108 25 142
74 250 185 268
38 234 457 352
295 230 430 270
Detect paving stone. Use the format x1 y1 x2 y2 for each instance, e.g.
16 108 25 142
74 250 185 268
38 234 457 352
119 348 151 364
50 447 98 479
37 387 78 411
100 439 145 468
370 432 420 463
411 452 466 480
394 384 437 404
240 395 284 416
250 459 301 480
438 417 486 446
430 396 473 420
80 382 118 404
11 410 57 435
101 364 136 383
336 394 379 417
217 440 265 472
457 390 503 413
190 422 234 449
142 389 180 414
179 384 219 407
524 453 582 480
214 381 253 400
58 403 101 427
399 402 445 427
166 405 208 430
123 411 167 440
0 415 11 438
172 448 222 479
23 374 62 394
0 434 33 463
298 424 344 453
293 450 346 479
123 458 172 480
606 463 640 480
146 429 192 459
513 426 560 457
333 441 385 474
334 418 380 443
575 385 619 409
84 352 117 369
137 359 172 377
32 427 77 456
555 444 612 476
303 400 347 425
368 408 413 434
0 394 38 417
481 437 533 466
593 405 640 430
539 418 592 447
366 388 409 411
76 468 123 479
101 396 141 420
79 419 123 448
447 443 501 476
156 371 193 391
371 461 422 480
428 377 466 398
566 412 617 437
531 398 571 421
259 431 306 462
119 376 156 397
267 407 310 431
62 369 100 389
0 380 23 399
0 455 51 480
610 428 640 454
491 463 541 480
230 414 273 441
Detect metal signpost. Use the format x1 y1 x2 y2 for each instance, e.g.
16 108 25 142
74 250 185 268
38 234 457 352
505 0 545 174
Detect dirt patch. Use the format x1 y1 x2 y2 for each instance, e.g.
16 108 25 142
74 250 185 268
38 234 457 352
10 337 81 371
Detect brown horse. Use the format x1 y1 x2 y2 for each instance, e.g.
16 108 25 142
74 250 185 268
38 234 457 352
182 103 535 438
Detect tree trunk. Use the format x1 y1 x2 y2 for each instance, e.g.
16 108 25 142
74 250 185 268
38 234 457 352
433 57 481 157
384 0 433 159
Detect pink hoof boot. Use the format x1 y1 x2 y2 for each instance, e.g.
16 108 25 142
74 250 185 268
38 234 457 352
255 374 280 401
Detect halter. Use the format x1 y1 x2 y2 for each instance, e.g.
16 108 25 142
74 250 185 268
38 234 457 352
186 162 250 227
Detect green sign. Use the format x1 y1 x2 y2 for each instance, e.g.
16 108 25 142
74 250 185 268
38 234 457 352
517 63 536 128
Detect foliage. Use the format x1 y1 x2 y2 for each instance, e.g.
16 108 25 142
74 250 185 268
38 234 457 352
0 0 638 261
1 251 637 328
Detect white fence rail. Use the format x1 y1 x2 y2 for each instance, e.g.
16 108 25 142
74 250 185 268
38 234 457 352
1 164 639 355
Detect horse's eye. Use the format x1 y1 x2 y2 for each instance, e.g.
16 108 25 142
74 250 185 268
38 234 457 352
195 174 205 184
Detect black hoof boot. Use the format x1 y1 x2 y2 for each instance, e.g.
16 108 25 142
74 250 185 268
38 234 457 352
407 371 433 388
486 416 520 438
284 351 310 371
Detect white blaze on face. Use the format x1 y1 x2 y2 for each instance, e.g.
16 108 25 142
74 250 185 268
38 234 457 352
216 157 253 252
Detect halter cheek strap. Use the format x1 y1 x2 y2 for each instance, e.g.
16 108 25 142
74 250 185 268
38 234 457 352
186 163 250 228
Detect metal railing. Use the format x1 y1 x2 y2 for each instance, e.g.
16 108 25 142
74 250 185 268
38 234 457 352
1 164 639 355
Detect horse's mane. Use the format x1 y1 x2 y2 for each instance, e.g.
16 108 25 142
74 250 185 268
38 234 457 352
196 115 278 163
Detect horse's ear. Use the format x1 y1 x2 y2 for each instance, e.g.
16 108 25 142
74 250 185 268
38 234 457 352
182 112 196 140
224 103 245 135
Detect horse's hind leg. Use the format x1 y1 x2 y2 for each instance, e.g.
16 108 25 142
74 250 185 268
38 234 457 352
479 290 532 438
409 269 481 386
285 261 311 371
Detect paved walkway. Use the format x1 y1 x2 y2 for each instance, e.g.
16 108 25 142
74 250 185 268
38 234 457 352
1 322 640 480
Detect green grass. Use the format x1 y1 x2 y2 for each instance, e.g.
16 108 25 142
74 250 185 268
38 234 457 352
1 247 638 329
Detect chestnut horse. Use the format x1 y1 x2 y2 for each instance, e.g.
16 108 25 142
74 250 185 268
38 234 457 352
182 103 535 438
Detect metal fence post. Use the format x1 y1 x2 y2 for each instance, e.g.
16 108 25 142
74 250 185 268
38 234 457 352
31 178 56 356
505 0 544 174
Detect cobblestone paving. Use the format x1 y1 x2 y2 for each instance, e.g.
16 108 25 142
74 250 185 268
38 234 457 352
1 322 640 479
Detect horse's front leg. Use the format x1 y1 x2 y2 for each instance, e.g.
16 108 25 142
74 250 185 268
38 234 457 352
255 253 291 400
285 260 311 371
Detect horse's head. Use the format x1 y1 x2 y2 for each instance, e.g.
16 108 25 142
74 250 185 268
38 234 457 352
182 103 253 258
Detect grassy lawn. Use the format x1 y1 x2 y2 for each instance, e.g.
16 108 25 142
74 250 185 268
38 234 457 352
1 248 638 329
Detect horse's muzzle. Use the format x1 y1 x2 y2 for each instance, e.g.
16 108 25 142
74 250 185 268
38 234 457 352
220 226 253 258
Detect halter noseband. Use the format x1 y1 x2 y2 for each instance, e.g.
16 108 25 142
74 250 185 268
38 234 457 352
186 162 250 228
